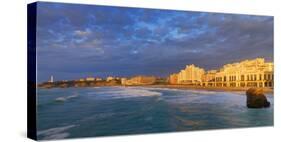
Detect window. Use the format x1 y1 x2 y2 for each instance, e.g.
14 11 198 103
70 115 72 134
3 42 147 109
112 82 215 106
259 82 263 87
264 82 268 87
268 74 271 80
253 82 257 87
241 75 244 81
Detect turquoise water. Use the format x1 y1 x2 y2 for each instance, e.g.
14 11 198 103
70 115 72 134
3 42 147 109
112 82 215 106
37 87 273 140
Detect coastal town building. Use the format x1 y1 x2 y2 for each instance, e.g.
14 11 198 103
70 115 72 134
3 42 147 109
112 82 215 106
201 70 216 87
175 64 205 85
95 78 102 81
121 78 127 85
106 76 114 82
85 77 95 81
169 58 274 88
122 76 156 85
168 73 178 84
210 58 273 88
78 78 85 82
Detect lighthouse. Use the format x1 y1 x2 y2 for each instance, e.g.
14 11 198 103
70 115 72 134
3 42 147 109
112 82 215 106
49 75 54 83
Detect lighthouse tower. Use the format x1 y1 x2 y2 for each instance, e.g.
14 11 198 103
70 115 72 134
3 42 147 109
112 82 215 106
49 75 54 83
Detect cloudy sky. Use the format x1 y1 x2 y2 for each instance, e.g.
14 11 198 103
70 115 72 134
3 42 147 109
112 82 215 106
36 2 273 82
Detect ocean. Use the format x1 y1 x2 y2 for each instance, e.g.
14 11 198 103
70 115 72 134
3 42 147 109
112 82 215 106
37 87 273 140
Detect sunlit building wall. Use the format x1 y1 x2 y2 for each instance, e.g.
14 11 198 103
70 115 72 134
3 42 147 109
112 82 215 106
210 58 274 88
106 76 114 82
202 70 216 87
177 70 186 84
177 64 205 85
169 58 274 88
85 77 95 81
121 78 127 85
169 73 178 84
123 76 156 85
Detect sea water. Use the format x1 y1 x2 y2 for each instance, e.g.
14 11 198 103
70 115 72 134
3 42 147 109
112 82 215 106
37 87 273 140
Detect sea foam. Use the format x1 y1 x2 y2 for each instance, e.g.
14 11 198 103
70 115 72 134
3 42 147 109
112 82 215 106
88 87 162 99
55 94 79 102
38 125 76 140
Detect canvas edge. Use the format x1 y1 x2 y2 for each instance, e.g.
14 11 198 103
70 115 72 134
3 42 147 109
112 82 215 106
27 2 37 141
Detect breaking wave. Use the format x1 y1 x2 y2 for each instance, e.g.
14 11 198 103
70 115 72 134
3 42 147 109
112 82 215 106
55 94 79 102
146 87 221 95
87 87 162 99
38 125 76 140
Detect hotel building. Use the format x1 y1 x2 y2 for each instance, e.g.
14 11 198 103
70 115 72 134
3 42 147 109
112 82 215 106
169 73 178 84
122 76 156 85
169 58 274 88
170 64 205 85
201 70 216 87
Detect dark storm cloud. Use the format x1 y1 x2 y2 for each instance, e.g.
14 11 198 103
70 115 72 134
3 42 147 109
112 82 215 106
36 2 273 82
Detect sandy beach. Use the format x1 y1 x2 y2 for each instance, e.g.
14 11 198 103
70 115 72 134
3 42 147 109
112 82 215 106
142 84 274 94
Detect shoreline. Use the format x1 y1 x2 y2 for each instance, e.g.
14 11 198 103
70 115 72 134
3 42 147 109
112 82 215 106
142 85 274 94
39 84 274 94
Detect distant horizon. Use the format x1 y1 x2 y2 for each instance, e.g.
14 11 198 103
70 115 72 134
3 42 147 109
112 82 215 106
38 57 273 83
36 2 273 83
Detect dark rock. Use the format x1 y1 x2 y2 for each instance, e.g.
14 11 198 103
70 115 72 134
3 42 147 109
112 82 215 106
246 88 270 108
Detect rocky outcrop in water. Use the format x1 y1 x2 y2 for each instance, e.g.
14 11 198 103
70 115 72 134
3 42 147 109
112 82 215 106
246 88 270 108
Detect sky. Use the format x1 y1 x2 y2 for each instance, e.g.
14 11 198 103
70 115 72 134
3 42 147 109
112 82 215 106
36 2 273 82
